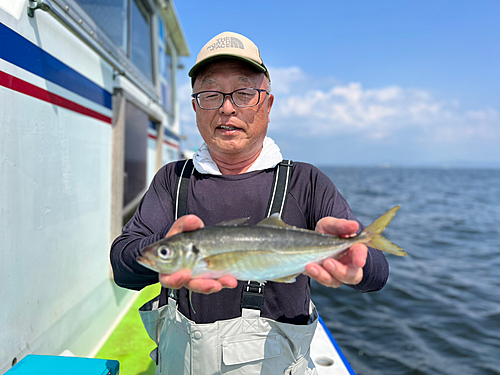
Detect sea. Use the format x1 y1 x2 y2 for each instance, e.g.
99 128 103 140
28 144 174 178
312 166 500 375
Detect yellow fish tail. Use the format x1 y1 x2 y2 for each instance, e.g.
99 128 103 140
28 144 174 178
363 206 407 256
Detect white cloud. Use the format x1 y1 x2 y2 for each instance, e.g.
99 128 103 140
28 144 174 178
365 86 402 102
465 108 499 123
268 66 500 144
267 66 307 94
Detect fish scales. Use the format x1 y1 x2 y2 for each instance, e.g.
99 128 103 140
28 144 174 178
194 226 345 281
137 206 407 283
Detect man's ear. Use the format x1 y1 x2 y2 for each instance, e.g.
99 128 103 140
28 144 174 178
267 94 274 116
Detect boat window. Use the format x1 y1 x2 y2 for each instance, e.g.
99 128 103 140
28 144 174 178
160 47 173 113
130 0 153 81
77 0 153 82
158 18 174 114
123 101 149 209
77 0 128 51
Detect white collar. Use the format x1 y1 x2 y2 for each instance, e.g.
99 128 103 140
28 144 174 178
193 137 283 175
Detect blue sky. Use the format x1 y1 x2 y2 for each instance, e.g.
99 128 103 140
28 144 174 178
174 1 499 167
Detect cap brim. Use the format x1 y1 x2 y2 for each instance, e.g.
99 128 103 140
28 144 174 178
188 55 269 80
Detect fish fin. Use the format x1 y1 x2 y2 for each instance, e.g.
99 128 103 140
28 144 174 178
257 214 294 228
215 217 250 226
367 235 407 256
189 290 196 314
363 205 400 236
271 274 299 283
361 206 406 256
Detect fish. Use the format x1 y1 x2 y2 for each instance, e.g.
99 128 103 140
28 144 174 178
137 206 407 283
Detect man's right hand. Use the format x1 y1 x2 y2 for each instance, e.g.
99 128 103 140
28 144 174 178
158 215 238 294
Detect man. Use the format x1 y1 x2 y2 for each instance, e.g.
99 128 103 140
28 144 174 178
111 31 388 374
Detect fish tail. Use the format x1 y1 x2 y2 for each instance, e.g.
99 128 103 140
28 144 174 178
367 234 407 256
363 206 407 256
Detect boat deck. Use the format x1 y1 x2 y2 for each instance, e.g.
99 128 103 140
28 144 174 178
95 285 159 375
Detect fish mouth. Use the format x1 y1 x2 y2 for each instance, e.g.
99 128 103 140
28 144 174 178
137 256 158 272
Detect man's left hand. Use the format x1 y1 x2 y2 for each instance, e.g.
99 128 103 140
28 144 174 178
304 217 367 288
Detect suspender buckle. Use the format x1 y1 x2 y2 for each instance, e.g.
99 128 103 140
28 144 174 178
279 160 294 167
243 281 265 294
241 281 266 311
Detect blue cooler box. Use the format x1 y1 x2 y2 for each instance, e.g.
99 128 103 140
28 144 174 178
5 355 119 375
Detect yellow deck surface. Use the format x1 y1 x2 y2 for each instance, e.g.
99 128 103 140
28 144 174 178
95 284 161 375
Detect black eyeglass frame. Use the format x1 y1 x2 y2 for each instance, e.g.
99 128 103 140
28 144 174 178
191 88 269 110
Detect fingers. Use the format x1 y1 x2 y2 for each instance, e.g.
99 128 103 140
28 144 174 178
315 217 359 238
305 262 342 288
159 271 238 294
348 243 368 269
305 244 368 288
166 215 204 238
159 269 192 289
185 276 237 294
218 275 239 289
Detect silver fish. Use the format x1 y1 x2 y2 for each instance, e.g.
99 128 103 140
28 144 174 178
137 206 406 283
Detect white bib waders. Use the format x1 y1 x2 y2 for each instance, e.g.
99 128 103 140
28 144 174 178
140 159 318 374
140 296 318 375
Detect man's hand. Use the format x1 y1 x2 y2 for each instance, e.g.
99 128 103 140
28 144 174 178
158 215 238 294
304 217 367 288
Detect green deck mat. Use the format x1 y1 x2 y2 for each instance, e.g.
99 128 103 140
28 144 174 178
95 284 161 375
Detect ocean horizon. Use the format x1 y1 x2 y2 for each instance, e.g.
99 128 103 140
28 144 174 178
316 163 500 170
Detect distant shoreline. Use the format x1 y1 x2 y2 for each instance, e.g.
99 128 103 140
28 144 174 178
316 163 500 170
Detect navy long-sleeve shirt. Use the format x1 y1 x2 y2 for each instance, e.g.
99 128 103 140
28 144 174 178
110 161 389 324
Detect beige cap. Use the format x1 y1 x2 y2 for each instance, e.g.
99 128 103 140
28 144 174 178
189 31 270 81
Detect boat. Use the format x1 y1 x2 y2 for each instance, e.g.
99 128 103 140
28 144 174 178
0 1 355 373
312 317 356 374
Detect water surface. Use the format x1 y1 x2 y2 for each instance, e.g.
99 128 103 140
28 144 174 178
312 167 500 375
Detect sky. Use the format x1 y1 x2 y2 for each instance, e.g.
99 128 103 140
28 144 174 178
173 1 499 168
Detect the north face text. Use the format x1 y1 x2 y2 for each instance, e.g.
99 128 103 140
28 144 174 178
207 37 244 51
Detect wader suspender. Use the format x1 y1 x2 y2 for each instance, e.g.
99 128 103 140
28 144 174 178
241 159 294 311
167 159 294 311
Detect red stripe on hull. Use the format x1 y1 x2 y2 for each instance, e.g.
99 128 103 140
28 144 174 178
148 133 180 149
0 70 112 124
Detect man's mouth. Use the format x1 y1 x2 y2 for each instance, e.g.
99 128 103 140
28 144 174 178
217 125 240 131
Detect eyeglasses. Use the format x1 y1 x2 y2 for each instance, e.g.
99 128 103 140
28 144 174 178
191 88 269 110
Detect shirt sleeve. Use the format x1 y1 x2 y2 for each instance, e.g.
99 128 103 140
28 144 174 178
110 163 178 290
290 163 389 292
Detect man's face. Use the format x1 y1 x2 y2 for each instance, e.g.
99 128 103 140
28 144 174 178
192 60 274 162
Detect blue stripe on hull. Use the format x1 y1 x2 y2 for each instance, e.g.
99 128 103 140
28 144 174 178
164 126 181 142
0 22 112 109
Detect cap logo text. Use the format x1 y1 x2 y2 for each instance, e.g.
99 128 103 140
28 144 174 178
207 37 244 51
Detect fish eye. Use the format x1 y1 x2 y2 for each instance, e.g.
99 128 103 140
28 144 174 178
158 246 171 260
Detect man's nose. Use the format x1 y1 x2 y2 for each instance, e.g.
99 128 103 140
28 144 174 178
220 94 236 114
